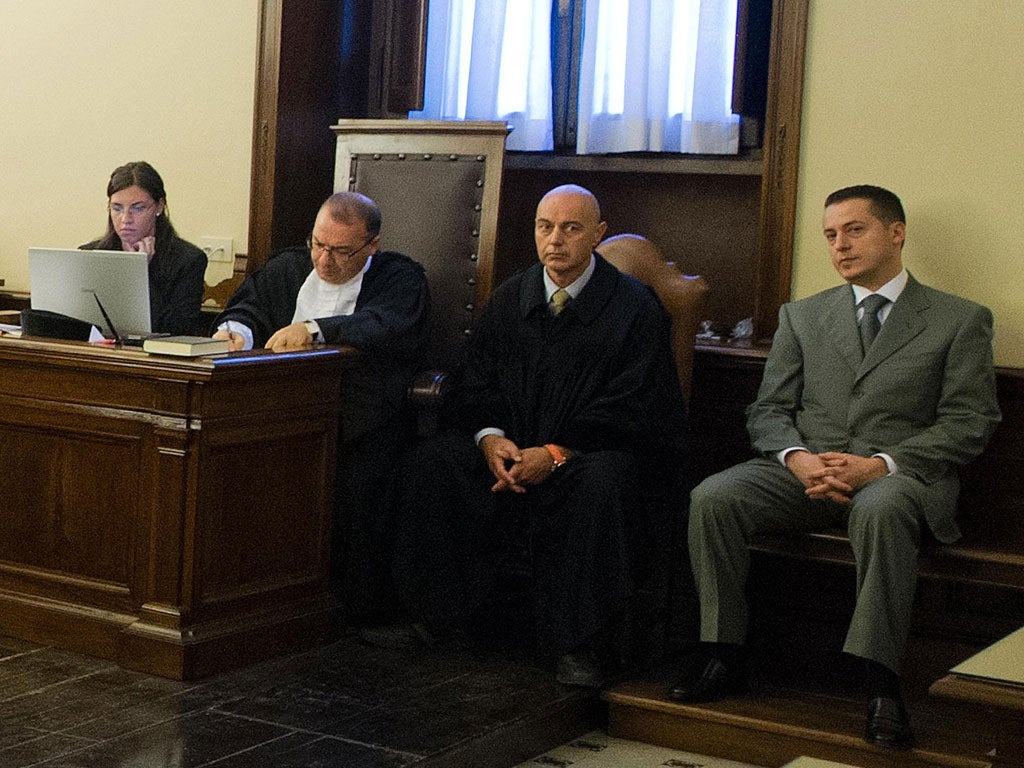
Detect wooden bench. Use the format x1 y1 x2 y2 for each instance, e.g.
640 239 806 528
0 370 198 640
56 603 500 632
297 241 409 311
751 368 1024 575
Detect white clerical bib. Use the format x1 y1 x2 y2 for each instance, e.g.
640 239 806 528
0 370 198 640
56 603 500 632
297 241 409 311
291 256 371 323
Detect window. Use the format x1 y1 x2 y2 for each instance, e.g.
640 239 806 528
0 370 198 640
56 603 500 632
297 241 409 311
412 0 554 149
410 0 741 154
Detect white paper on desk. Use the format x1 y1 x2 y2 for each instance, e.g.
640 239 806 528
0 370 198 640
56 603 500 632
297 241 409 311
88 326 105 343
951 625 1024 684
0 323 22 337
783 758 862 768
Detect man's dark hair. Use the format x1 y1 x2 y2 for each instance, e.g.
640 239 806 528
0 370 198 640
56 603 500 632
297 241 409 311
323 191 382 238
825 185 905 225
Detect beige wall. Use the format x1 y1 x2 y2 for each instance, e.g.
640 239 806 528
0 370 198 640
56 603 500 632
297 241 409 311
0 1 257 292
795 2 1024 367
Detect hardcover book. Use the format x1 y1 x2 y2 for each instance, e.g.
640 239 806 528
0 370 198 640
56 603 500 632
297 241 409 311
142 335 229 357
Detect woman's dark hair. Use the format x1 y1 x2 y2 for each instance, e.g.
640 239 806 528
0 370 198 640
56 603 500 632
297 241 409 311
93 161 178 253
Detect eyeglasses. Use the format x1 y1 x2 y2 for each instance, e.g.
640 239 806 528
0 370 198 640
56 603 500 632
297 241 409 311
109 202 155 219
307 234 376 261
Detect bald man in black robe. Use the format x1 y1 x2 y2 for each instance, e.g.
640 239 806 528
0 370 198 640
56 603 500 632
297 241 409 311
363 185 687 687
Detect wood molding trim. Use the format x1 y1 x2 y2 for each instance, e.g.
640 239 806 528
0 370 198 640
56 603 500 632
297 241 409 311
754 0 809 341
247 0 282 273
246 1 371 272
368 0 429 116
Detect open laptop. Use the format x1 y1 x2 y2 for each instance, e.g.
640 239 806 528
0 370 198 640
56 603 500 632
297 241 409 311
28 247 152 337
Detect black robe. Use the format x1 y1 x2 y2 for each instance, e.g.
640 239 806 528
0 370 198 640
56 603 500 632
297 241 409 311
393 255 687 658
456 255 686 457
213 247 430 442
215 246 430 615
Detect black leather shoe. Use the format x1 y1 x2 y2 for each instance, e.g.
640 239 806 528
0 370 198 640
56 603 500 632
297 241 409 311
667 656 747 702
556 652 603 688
865 696 914 750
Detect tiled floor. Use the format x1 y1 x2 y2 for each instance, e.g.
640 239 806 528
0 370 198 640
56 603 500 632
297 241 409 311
0 631 588 767
0 628 763 768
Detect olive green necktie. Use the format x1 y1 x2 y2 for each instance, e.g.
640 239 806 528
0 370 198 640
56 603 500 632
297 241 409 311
551 288 570 316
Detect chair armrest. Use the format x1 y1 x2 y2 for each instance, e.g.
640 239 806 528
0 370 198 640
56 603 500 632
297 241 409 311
409 369 452 408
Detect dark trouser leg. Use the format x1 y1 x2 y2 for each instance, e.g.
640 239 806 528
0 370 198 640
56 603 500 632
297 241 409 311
844 474 924 673
332 415 406 620
390 430 506 633
530 450 640 660
688 457 847 645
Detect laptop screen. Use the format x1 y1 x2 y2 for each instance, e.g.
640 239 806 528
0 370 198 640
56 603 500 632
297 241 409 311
28 247 152 336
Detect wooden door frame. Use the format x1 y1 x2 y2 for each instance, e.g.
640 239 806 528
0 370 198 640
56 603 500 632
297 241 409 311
754 0 809 341
247 0 282 272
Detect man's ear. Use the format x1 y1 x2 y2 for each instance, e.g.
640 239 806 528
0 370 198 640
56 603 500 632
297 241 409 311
890 220 906 248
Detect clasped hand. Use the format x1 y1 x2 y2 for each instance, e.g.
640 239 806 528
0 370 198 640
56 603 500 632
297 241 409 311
786 450 888 504
479 434 554 493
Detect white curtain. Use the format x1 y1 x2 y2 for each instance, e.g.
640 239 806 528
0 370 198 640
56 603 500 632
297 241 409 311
412 0 739 155
410 0 554 151
577 0 740 154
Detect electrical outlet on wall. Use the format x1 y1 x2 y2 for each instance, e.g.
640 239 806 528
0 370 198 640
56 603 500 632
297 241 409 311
199 237 234 263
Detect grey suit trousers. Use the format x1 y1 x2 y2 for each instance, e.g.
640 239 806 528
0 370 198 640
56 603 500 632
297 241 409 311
689 456 938 672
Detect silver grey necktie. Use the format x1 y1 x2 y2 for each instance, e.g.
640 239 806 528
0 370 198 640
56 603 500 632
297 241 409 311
858 294 888 352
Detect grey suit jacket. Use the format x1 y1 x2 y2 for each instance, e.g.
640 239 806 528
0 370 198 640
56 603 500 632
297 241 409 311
746 274 1001 541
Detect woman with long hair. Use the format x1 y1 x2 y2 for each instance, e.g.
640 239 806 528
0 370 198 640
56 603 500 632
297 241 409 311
82 161 206 334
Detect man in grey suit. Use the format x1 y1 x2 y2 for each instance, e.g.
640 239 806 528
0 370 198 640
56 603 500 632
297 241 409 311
669 185 1000 749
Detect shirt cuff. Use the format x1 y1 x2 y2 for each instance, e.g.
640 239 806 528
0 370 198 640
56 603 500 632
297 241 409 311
777 446 809 466
219 320 254 351
874 452 898 476
474 427 505 445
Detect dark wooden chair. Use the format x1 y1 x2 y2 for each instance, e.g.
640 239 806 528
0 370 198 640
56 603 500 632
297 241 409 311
331 119 510 433
595 233 710 662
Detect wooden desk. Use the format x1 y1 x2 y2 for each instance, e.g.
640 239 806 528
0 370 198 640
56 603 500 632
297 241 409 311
0 336 349 679
931 627 1024 767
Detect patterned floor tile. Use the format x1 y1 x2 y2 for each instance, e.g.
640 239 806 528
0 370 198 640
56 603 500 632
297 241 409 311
513 731 766 768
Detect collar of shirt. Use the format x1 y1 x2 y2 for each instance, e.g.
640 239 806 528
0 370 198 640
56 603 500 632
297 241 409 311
292 255 373 324
851 268 908 324
543 253 596 302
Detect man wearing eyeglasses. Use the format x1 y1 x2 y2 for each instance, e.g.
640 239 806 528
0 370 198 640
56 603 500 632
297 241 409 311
214 191 430 623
